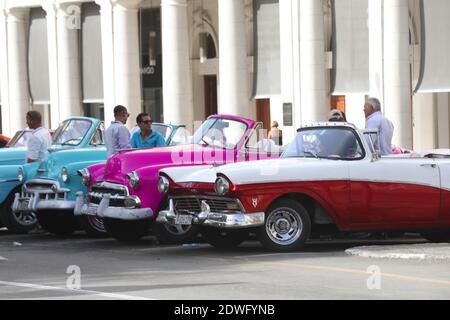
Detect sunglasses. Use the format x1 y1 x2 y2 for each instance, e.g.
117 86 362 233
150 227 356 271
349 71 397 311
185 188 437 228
140 120 153 124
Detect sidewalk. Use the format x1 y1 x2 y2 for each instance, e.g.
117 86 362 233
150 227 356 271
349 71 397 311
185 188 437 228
346 243 450 262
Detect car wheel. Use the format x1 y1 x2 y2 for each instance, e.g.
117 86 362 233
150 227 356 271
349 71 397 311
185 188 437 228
201 228 247 250
153 223 200 244
37 211 79 236
421 230 450 243
103 218 150 242
77 215 108 238
258 199 311 252
0 188 38 234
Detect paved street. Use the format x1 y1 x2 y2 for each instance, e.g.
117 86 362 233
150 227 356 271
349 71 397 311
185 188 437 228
0 228 449 300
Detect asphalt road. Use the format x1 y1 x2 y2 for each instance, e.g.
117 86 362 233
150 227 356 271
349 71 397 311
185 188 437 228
0 228 449 300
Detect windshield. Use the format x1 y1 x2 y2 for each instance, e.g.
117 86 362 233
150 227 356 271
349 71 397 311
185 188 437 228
52 119 93 146
152 124 172 141
282 127 364 160
7 130 33 148
192 118 248 150
169 127 190 146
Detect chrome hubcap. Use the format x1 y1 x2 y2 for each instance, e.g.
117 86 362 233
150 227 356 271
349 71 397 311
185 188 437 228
266 208 302 246
13 211 37 227
165 224 191 236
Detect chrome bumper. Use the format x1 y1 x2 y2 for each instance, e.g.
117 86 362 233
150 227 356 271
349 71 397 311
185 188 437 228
74 192 153 221
12 180 73 213
156 199 265 229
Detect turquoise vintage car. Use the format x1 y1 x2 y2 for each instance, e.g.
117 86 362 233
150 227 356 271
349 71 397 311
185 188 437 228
0 117 103 233
11 120 187 236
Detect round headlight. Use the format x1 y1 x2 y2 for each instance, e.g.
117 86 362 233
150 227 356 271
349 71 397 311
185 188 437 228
61 167 69 183
127 171 140 190
18 167 24 183
78 168 90 186
214 176 230 196
158 176 170 195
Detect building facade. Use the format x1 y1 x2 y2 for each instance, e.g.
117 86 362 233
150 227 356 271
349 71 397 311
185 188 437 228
0 0 449 150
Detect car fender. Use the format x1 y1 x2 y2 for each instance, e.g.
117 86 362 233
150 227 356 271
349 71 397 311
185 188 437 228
0 165 25 204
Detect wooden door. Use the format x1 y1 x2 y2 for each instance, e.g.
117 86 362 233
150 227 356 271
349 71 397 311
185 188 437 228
204 75 218 118
256 99 271 132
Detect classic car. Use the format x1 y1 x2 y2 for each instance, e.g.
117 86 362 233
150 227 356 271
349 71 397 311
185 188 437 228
75 114 282 242
11 120 185 236
157 123 450 251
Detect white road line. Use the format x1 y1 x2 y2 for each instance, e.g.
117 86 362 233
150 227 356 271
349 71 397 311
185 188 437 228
0 281 154 300
0 256 8 261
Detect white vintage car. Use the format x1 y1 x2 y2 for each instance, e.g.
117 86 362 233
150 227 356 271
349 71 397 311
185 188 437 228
157 123 450 252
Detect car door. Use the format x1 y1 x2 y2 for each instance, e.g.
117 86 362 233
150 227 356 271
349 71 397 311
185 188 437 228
348 157 441 225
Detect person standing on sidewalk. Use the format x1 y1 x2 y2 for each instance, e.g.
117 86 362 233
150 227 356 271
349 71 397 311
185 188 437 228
364 98 394 155
25 111 52 163
105 105 132 157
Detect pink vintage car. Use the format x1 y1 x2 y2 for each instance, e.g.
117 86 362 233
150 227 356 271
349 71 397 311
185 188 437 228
74 114 282 242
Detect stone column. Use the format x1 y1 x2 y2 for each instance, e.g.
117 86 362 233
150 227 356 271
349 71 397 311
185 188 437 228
95 0 115 125
0 8 11 135
6 8 30 133
368 0 384 102
161 0 193 128
43 3 60 128
56 3 82 121
384 0 412 149
299 0 327 124
112 0 142 128
218 0 249 117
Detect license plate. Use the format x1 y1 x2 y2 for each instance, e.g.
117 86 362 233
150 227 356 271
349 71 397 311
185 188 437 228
18 199 30 211
175 214 192 225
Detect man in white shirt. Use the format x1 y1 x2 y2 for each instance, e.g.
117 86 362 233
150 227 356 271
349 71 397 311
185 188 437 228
26 111 52 163
364 98 394 156
105 105 132 157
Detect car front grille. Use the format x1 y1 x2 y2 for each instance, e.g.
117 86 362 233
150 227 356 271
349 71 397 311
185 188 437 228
172 197 243 213
23 180 67 200
88 182 129 207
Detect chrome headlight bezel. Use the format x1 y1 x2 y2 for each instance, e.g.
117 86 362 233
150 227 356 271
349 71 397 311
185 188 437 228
127 171 140 190
214 176 230 196
18 167 24 183
78 168 90 186
158 176 170 195
61 167 69 183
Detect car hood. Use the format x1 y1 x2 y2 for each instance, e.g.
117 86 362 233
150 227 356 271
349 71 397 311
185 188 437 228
100 144 232 182
0 147 27 166
35 147 106 179
216 157 350 186
160 165 218 184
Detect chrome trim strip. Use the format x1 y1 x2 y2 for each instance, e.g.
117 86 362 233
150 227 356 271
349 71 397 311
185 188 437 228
91 182 129 196
0 179 20 183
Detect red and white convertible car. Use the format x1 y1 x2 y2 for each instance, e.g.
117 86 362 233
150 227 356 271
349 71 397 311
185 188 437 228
157 123 450 251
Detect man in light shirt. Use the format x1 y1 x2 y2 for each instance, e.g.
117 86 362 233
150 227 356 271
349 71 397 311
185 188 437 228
105 105 132 157
364 98 394 155
26 111 52 163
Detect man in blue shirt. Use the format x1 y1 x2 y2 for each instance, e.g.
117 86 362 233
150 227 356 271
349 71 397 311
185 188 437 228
364 98 394 155
130 113 167 149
